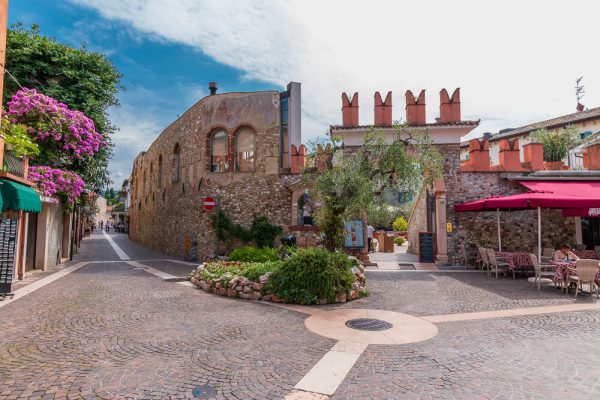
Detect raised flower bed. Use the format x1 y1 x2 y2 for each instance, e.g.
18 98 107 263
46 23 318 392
189 248 367 304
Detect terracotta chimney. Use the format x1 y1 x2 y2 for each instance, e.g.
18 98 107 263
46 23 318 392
497 138 524 171
522 143 544 171
374 91 392 126
341 92 359 126
460 139 490 172
405 90 426 125
439 88 461 123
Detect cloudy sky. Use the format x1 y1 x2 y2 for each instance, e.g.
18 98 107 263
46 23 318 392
9 0 600 187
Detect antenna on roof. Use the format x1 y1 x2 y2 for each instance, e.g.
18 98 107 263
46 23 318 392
575 76 585 112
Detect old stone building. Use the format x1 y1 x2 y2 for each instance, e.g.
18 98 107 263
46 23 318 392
129 83 308 259
451 138 600 256
331 88 600 262
330 88 480 262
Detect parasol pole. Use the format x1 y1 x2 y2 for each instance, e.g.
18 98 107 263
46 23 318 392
537 207 542 262
496 208 502 252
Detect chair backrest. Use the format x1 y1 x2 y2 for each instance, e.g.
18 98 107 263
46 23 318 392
529 254 541 275
575 259 600 281
486 248 497 266
459 244 467 261
478 247 488 264
543 247 554 258
595 246 600 255
575 244 587 251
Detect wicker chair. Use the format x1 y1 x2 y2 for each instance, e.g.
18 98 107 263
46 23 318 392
478 247 489 274
529 254 556 291
487 248 509 278
543 247 555 258
459 244 478 267
567 259 600 298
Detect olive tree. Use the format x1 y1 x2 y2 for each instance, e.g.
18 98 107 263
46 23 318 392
305 123 442 251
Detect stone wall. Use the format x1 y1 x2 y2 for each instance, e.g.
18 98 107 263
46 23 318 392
450 173 576 252
129 91 296 259
408 143 576 259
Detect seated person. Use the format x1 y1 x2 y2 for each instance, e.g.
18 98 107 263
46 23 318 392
554 244 580 262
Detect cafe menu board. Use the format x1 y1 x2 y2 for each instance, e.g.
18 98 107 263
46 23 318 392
344 220 365 249
0 219 19 295
419 232 435 263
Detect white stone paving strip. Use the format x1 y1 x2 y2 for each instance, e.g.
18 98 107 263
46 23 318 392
102 231 131 260
136 258 198 266
293 341 367 396
127 261 195 287
423 301 600 323
0 262 88 309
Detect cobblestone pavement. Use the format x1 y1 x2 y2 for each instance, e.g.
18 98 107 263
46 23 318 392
1 232 600 399
321 271 587 315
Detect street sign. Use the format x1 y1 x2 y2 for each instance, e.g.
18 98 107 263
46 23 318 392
203 196 216 211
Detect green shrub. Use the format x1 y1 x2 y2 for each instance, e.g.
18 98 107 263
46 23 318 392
392 216 408 231
229 246 279 262
241 261 281 281
251 216 283 248
210 211 282 248
394 236 405 246
530 126 577 162
195 260 280 283
269 248 356 304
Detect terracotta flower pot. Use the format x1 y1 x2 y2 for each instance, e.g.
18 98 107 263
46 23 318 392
543 161 565 170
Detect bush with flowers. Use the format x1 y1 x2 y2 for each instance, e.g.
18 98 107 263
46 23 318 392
0 88 111 205
27 166 85 206
6 88 106 163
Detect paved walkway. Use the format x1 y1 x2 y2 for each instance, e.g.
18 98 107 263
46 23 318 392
1 232 600 399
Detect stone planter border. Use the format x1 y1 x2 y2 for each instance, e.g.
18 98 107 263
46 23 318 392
189 263 367 304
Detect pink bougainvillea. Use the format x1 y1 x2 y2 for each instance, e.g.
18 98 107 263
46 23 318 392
28 166 85 205
7 88 106 160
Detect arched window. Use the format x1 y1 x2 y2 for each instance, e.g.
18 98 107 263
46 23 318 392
157 155 163 188
235 127 255 172
172 143 181 183
149 162 153 191
210 129 229 172
143 170 147 195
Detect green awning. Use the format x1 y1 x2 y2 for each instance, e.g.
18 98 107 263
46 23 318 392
0 180 42 213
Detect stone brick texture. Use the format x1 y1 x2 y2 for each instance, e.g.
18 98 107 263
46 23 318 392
128 91 296 259
409 144 575 258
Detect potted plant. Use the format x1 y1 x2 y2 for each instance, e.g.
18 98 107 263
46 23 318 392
530 126 577 170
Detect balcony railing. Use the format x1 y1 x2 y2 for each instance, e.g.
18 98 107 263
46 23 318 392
2 149 26 178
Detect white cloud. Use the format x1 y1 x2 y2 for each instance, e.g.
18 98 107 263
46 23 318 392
71 0 600 147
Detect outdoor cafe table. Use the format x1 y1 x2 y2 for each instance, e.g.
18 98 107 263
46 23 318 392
553 260 600 290
572 249 600 260
496 252 534 272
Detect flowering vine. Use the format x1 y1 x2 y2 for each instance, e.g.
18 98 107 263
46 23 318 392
6 88 106 162
27 166 85 206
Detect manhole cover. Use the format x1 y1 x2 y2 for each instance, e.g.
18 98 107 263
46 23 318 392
345 318 393 331
193 384 216 398
398 263 415 270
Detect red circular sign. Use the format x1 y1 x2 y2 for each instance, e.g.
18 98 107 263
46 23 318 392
203 196 216 211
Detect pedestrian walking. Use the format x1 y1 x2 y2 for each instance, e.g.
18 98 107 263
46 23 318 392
368 224 374 253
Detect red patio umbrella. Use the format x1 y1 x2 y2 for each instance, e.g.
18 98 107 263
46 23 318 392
455 190 600 261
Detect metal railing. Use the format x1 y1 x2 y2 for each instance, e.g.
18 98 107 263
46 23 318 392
2 149 26 177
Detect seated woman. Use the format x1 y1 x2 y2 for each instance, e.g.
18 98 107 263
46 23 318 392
554 244 580 262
